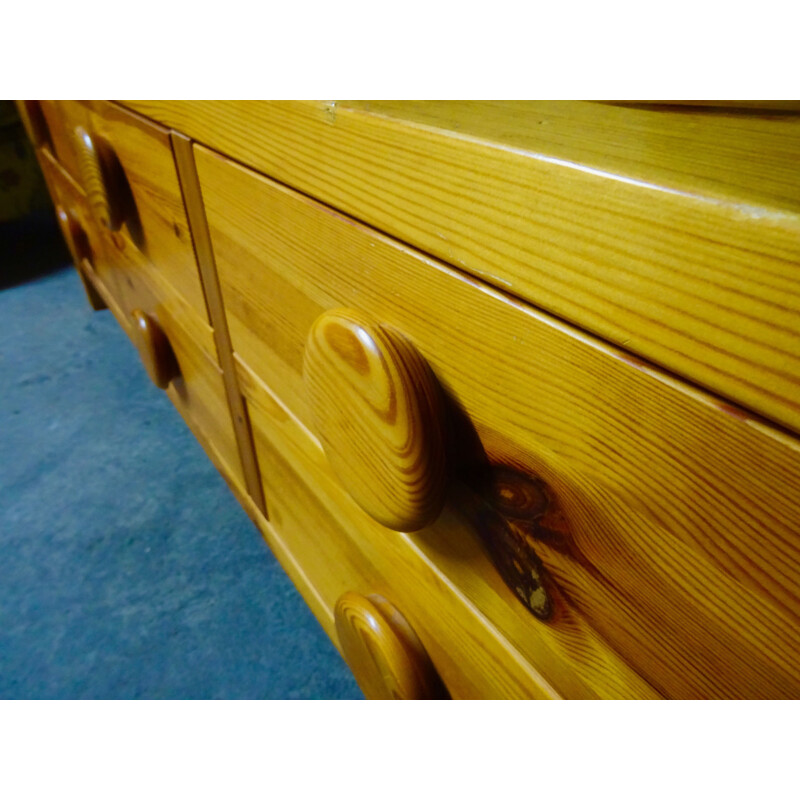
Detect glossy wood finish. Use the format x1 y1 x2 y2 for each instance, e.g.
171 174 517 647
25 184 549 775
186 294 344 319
197 145 800 699
304 309 447 531
29 131 247 497
130 309 178 389
170 132 267 514
54 205 106 311
239 360 560 699
335 592 448 699
73 126 125 231
48 101 211 324
125 101 800 436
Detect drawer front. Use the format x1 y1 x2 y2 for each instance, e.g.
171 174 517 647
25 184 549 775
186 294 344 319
37 149 115 298
90 238 245 496
37 148 244 494
40 100 210 325
238 360 558 700
197 145 800 699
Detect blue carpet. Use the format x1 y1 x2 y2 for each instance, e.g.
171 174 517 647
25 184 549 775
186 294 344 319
0 217 362 699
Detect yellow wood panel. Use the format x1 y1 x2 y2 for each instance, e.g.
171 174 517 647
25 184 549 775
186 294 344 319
125 100 800 434
36 100 84 182
240 360 562 700
94 234 245 494
197 145 800 698
80 253 246 500
50 100 210 324
35 144 245 493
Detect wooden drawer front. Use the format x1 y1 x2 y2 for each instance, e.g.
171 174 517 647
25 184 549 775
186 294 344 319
197 145 800 699
125 101 800 437
238 361 558 700
88 239 245 496
37 149 243 493
37 149 117 297
40 100 210 325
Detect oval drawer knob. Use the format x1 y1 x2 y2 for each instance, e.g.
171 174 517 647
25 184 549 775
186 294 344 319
73 126 124 231
130 309 178 390
335 592 447 700
304 308 447 532
55 205 89 262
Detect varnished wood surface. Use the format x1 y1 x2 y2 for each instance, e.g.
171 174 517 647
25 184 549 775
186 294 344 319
32 140 247 494
304 309 447 531
96 230 246 493
54 205 106 311
123 100 800 435
198 146 800 698
334 592 449 699
130 309 179 389
170 131 267 514
73 125 124 231
239 360 560 699
44 101 211 324
79 255 249 502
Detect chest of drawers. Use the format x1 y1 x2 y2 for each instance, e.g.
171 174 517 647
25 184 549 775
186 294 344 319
19 100 800 699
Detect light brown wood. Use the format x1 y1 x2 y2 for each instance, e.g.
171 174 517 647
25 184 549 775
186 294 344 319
239 360 562 699
95 233 246 493
304 308 447 531
33 137 247 494
54 205 106 311
78 253 249 502
72 126 126 231
130 309 179 389
51 101 211 324
334 592 448 699
170 131 266 514
124 101 800 435
35 148 113 314
197 145 800 699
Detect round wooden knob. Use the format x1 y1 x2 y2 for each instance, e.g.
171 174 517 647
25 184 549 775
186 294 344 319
74 126 124 231
335 592 447 700
304 308 447 531
55 205 91 263
130 309 178 390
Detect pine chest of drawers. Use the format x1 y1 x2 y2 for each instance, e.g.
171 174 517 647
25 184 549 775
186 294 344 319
19 100 800 699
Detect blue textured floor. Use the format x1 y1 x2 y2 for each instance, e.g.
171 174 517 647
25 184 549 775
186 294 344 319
0 218 362 699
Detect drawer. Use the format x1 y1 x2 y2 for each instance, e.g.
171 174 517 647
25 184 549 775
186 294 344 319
238 361 559 699
36 148 110 308
35 100 210 325
87 240 246 496
37 149 244 494
197 145 800 699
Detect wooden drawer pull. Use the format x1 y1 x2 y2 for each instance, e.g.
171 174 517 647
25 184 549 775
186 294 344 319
304 308 447 531
131 309 178 390
335 592 448 700
55 205 91 263
74 126 126 231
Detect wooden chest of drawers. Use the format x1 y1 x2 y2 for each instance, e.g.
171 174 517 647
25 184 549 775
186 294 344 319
19 100 800 699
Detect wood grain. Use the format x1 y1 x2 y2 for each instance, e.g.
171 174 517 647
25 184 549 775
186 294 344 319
54 205 106 310
239 360 561 699
123 100 800 434
170 131 266 514
130 309 179 389
51 101 211 324
72 125 124 231
304 308 447 531
197 145 800 698
335 592 449 699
